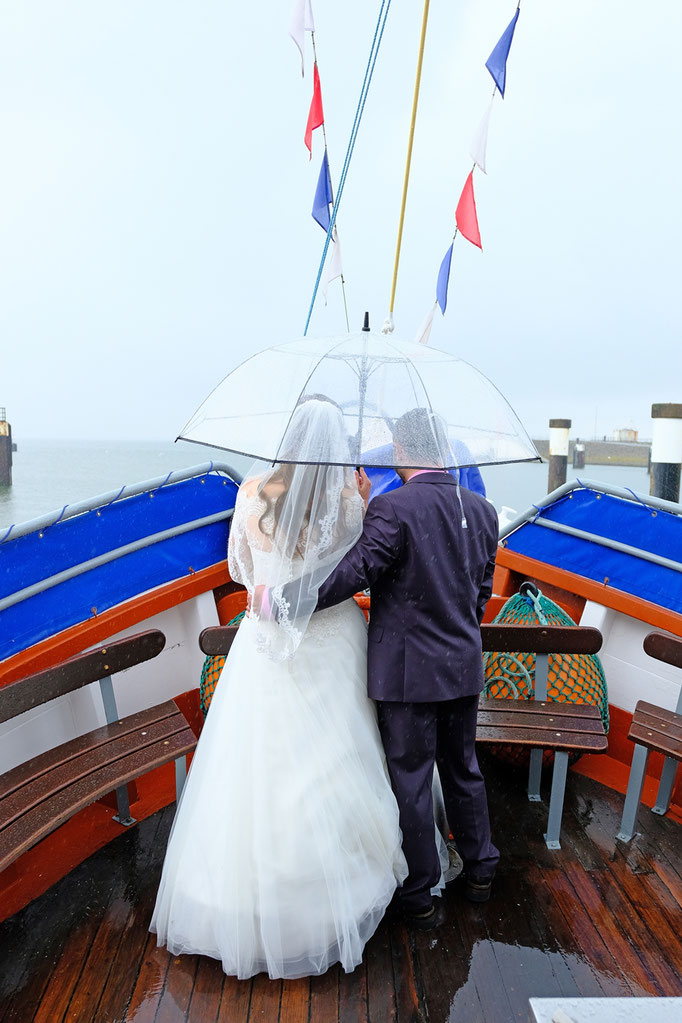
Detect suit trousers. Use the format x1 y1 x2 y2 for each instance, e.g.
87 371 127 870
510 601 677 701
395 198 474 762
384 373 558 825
376 694 500 913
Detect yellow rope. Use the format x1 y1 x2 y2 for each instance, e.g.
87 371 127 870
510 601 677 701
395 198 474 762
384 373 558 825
388 0 431 319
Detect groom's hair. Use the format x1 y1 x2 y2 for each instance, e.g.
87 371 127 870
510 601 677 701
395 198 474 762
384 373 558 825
392 408 451 466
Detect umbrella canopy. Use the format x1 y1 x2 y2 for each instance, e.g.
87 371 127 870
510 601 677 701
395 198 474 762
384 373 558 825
178 331 540 470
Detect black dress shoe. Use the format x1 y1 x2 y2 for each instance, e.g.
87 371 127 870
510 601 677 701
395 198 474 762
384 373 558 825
404 901 446 931
459 874 494 903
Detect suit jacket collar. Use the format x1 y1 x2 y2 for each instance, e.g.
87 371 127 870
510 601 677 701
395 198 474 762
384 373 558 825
405 471 458 486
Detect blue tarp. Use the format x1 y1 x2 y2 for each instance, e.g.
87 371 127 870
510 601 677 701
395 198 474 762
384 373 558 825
0 474 238 662
505 487 682 614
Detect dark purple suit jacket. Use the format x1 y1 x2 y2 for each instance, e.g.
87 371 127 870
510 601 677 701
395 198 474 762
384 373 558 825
316 473 498 703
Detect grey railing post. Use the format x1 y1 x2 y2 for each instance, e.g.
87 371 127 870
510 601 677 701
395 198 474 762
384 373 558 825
99 674 136 827
528 653 549 802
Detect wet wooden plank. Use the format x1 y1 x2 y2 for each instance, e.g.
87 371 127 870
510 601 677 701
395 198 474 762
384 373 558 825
531 863 638 996
186 956 225 1023
412 889 491 1023
22 898 110 1023
279 977 311 1023
248 973 282 1021
216 977 252 1022
123 931 172 1022
155 954 200 1023
309 963 339 1023
561 858 668 995
389 923 422 1023
365 917 396 1023
67 896 132 1021
338 959 367 1023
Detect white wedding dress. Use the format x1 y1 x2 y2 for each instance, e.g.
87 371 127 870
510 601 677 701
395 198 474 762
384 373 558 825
150 481 409 979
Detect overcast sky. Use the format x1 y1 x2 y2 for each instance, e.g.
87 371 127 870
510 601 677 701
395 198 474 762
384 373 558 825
1 0 680 444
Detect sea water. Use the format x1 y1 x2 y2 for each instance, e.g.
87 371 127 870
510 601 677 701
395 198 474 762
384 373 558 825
0 438 651 531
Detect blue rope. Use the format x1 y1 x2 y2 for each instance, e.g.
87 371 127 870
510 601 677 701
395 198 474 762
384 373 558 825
303 0 393 335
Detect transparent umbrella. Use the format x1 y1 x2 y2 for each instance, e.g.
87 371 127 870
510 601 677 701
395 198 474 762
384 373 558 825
178 331 540 470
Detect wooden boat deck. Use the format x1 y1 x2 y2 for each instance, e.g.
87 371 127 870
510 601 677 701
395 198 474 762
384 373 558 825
1 753 681 1023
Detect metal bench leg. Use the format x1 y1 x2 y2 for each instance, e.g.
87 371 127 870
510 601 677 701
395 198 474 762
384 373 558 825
617 743 649 842
175 755 188 802
113 785 136 827
544 751 569 850
652 756 679 816
528 749 543 802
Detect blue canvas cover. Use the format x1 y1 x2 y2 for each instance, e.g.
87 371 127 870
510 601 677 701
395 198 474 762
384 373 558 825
0 473 238 663
504 486 682 615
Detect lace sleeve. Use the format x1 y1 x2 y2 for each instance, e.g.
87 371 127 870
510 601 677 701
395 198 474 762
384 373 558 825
227 489 254 590
343 491 365 535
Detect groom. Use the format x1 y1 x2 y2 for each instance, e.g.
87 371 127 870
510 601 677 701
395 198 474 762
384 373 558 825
256 408 500 929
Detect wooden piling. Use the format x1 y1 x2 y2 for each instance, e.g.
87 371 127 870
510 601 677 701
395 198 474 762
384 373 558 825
650 403 682 503
548 418 571 493
0 409 12 487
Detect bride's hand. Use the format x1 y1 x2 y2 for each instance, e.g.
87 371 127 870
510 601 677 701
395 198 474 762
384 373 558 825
247 585 265 617
355 468 371 508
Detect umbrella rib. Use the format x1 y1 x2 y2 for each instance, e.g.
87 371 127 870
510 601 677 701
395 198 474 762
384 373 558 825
272 336 352 464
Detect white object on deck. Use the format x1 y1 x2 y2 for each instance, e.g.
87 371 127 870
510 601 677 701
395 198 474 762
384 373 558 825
530 997 682 1023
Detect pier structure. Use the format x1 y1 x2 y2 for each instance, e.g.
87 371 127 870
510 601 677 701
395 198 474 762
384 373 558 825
0 409 12 487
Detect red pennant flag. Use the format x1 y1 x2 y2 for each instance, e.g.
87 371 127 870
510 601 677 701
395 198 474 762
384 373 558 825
304 63 324 157
455 171 482 249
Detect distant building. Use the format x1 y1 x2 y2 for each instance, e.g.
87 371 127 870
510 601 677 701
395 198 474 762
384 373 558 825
613 428 639 443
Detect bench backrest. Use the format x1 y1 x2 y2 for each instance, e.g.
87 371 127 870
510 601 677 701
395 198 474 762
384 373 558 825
197 624 602 658
0 630 166 725
643 632 682 670
644 631 682 714
480 624 602 655
199 626 239 657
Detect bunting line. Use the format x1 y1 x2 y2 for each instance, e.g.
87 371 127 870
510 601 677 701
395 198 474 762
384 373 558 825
303 0 393 335
426 2 521 339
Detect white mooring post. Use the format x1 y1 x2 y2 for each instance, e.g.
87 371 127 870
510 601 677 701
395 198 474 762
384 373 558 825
650 403 682 503
548 419 571 494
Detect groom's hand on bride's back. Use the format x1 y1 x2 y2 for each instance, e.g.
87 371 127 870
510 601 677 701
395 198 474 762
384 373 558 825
356 468 371 508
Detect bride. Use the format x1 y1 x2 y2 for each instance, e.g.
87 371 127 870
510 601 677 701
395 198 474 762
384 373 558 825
150 397 409 980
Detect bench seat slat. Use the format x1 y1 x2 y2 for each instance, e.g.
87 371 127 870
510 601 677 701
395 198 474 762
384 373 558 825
476 725 607 752
477 698 602 720
477 710 605 735
0 709 191 828
632 701 682 733
628 721 682 761
0 702 182 801
0 725 196 873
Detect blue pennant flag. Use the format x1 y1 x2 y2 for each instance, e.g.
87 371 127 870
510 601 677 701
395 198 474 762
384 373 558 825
485 7 520 98
312 151 333 231
436 243 454 315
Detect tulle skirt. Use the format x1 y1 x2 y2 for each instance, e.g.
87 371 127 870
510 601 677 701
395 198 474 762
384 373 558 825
150 601 408 979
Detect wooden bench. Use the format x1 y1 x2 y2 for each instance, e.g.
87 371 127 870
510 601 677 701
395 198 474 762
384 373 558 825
617 631 682 843
478 624 607 849
200 623 607 851
0 630 197 874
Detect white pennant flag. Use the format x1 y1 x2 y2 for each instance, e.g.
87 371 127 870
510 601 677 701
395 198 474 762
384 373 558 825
289 0 315 77
470 97 494 174
322 228 343 303
415 301 437 345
